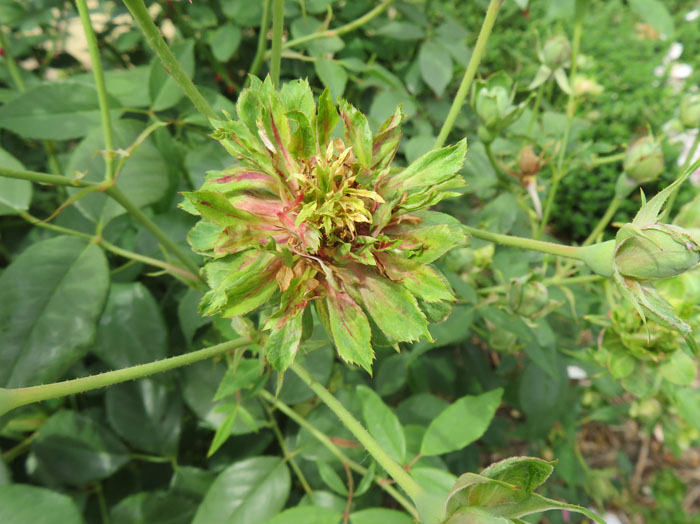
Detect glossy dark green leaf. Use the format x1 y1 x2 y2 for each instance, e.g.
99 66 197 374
31 411 129 487
106 378 182 455
314 59 348 100
418 41 453 97
0 484 83 524
66 119 169 225
178 288 211 345
149 40 195 111
349 508 414 524
182 360 266 435
317 461 348 496
421 389 503 456
0 81 122 140
110 491 198 524
0 147 31 215
193 457 291 524
357 385 406 463
0 236 109 387
209 24 242 63
93 282 167 369
264 506 342 524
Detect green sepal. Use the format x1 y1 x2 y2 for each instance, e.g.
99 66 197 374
315 87 339 151
355 269 432 343
265 312 304 372
372 106 404 171
383 139 467 196
182 191 256 227
338 99 373 169
325 286 374 373
377 253 455 303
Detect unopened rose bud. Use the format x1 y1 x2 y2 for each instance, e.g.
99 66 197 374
507 279 549 318
542 36 571 69
680 93 700 128
623 136 664 184
615 225 699 280
475 86 510 129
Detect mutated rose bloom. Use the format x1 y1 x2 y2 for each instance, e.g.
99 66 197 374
182 77 467 373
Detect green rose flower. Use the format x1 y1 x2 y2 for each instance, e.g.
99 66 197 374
182 77 468 373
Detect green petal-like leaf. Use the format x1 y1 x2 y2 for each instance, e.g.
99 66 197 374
384 139 466 193
325 288 374 373
357 271 431 343
182 190 256 226
265 312 304 372
339 99 373 168
378 253 455 302
316 87 339 151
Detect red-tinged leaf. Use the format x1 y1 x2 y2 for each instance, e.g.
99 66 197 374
339 99 372 168
201 251 278 315
188 220 224 254
372 106 404 171
265 312 304 372
212 224 284 257
316 87 338 151
356 269 431 343
201 168 280 194
231 194 285 219
236 76 262 133
211 118 273 174
182 190 256 227
219 270 279 317
259 85 299 179
377 253 455 302
325 286 374 373
287 110 315 159
383 139 466 193
395 224 465 263
280 79 316 122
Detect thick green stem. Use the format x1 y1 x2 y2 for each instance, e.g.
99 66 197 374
259 389 419 519
104 184 200 275
248 0 273 78
75 0 115 181
537 15 584 238
0 339 248 417
0 166 96 188
270 0 285 87
464 225 582 260
289 362 424 502
582 197 620 246
122 0 216 121
275 0 393 53
591 152 625 166
475 274 604 296
434 0 503 149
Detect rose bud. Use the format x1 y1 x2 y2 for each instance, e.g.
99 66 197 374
623 136 664 184
680 92 700 128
